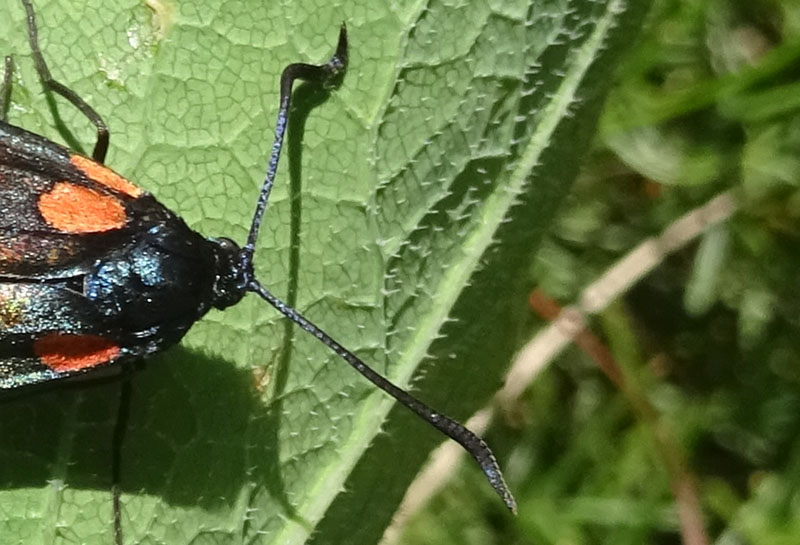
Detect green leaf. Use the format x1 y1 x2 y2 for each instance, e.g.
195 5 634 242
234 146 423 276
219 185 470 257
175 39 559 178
0 0 647 543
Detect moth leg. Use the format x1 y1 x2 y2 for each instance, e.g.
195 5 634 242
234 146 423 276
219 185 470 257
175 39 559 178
20 0 109 163
111 367 135 545
0 56 12 122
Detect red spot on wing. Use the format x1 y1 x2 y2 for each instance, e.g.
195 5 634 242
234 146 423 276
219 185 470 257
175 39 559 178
70 155 143 197
34 333 120 372
38 182 127 233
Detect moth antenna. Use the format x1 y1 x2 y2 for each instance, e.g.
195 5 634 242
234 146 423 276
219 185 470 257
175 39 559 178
248 279 517 513
243 24 348 264
243 21 516 512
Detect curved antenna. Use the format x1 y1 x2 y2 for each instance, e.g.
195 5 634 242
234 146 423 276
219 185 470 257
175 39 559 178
248 279 518 513
243 25 348 264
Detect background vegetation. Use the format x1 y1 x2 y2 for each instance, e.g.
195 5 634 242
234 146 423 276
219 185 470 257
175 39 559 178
397 0 800 544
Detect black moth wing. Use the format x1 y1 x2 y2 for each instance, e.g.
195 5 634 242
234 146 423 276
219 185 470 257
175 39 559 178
0 120 225 390
0 119 159 279
0 282 127 389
